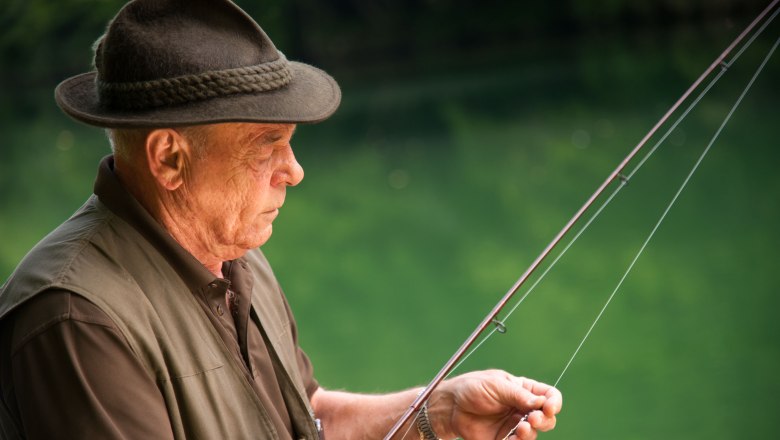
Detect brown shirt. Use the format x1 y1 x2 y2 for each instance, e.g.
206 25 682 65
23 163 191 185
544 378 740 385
0 157 318 439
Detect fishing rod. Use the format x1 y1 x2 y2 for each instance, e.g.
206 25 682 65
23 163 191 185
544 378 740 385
384 0 780 438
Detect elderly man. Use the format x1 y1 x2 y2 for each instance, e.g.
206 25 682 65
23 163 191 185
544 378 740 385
0 0 561 439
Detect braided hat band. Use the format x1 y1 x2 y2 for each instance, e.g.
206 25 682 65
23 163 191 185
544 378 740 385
97 54 293 110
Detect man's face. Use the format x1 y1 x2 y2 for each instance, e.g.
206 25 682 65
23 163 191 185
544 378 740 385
181 122 302 259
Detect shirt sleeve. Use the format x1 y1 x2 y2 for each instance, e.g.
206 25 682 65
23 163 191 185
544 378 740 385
1 289 175 440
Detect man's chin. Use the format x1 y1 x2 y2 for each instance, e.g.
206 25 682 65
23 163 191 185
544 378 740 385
250 225 274 249
224 225 274 259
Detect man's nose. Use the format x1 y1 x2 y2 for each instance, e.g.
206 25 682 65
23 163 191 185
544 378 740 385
272 147 304 187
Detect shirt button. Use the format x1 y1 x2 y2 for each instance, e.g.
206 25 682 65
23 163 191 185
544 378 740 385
216 304 224 316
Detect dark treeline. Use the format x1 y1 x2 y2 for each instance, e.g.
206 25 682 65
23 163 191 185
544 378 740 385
0 0 768 111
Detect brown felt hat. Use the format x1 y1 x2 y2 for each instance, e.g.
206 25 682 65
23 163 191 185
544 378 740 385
55 0 341 128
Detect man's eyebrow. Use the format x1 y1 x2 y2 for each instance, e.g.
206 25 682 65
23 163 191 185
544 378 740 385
252 126 295 144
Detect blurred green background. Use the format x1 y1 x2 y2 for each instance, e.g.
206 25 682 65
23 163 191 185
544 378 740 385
2 1 779 439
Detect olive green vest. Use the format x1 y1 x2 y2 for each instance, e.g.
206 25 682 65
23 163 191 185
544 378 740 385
0 196 319 440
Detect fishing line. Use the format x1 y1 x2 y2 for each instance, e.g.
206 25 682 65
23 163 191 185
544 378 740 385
390 2 779 437
448 61 728 376
449 0 780 381
500 29 780 440
552 33 780 390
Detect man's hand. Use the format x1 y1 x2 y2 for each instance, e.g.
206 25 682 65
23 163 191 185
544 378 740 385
431 370 562 440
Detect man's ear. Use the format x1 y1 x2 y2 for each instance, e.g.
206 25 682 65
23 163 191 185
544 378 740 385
145 129 191 191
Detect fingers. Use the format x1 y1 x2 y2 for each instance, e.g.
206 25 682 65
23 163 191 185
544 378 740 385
542 386 562 417
508 421 538 440
526 410 556 432
504 376 560 434
511 376 562 417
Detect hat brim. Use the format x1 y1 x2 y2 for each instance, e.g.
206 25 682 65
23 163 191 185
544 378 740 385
54 61 341 128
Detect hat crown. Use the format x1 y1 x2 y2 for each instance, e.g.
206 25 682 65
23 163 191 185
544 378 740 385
95 0 280 84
